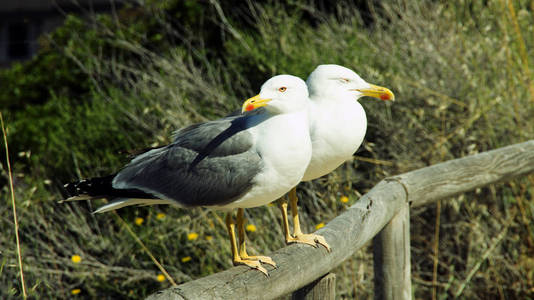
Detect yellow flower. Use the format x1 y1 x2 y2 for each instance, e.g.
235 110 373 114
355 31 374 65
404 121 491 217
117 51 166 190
156 274 166 282
156 213 166 220
71 289 81 295
135 217 144 226
187 232 199 241
246 224 257 232
71 255 82 263
181 256 192 263
205 235 213 241
315 222 325 230
340 196 349 203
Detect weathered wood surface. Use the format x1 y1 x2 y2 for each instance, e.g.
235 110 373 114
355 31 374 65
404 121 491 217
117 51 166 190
373 202 411 300
392 140 534 207
147 139 534 300
291 273 336 300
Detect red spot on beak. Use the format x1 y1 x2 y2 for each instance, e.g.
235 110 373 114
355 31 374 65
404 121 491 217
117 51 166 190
380 94 390 101
246 104 255 111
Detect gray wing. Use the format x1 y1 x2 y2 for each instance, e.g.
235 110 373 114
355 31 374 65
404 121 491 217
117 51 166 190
112 111 268 207
172 107 267 156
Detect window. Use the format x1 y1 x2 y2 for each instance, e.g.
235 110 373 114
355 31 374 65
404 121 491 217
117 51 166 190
7 21 30 59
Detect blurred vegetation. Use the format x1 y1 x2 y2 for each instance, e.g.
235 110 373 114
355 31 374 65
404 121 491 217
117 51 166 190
1 0 533 299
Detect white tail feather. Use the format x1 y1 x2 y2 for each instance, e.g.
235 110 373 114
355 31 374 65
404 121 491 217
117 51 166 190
93 198 176 213
59 194 94 203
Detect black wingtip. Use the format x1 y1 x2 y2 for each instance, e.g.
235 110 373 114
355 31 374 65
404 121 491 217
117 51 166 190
62 176 114 199
63 181 79 197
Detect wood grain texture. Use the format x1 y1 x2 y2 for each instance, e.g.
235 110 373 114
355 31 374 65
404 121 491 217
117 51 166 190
291 273 336 300
147 140 534 300
392 140 534 207
373 202 411 300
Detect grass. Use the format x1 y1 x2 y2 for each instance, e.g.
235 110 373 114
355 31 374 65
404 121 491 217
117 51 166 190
2 0 534 298
1 112 27 299
112 211 177 286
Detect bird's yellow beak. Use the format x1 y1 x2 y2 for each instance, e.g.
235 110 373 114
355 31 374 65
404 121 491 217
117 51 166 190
355 84 395 101
242 95 272 113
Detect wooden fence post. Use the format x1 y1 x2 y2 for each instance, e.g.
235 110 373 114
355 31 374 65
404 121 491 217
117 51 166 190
291 273 336 300
373 202 411 300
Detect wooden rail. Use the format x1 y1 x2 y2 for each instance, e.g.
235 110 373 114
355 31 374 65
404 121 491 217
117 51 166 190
147 140 534 300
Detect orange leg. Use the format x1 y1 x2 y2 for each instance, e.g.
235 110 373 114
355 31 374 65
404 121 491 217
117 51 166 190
283 187 331 251
225 210 274 276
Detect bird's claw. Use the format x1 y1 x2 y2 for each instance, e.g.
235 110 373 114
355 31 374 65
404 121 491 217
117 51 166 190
311 234 331 252
288 233 332 252
243 254 277 267
234 258 269 276
252 255 277 268
234 255 276 276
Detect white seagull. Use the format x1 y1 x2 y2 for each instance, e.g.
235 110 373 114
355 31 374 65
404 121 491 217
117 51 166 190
245 65 395 250
64 75 312 275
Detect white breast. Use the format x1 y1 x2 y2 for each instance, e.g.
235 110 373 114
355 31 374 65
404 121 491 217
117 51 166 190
222 111 312 209
301 98 367 181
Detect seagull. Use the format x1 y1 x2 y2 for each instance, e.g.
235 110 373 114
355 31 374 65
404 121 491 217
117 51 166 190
244 65 395 250
63 75 312 275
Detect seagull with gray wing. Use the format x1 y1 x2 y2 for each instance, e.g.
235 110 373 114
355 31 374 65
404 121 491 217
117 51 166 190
64 74 312 275
245 65 395 250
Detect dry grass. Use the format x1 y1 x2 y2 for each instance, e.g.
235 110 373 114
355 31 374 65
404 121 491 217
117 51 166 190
1 112 27 299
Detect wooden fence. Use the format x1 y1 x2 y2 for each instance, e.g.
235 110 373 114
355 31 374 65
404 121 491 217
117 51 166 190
147 140 534 300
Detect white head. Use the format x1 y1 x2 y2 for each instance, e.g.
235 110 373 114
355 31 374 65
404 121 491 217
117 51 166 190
306 64 394 101
242 75 309 114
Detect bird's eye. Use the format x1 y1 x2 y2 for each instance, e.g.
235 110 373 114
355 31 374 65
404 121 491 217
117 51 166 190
278 87 287 92
341 78 350 83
